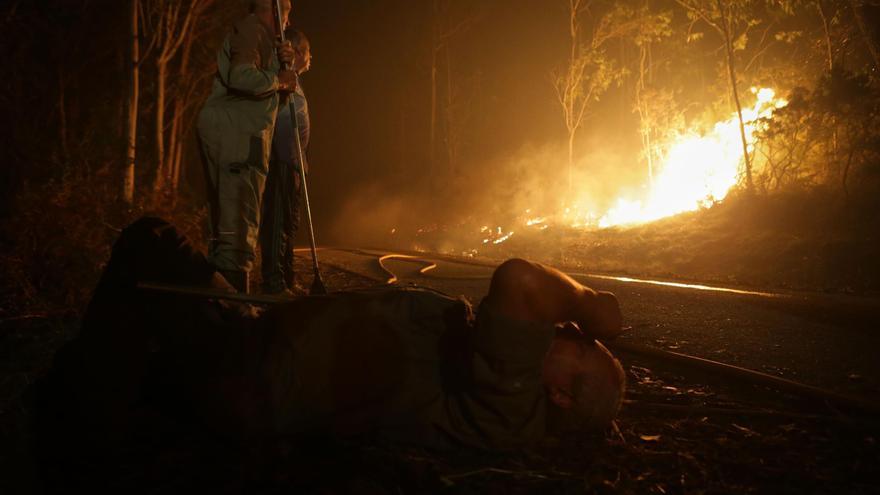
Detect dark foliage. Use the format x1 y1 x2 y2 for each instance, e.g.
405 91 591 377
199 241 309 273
755 68 880 198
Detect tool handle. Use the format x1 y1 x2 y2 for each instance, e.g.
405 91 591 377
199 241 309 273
272 0 291 70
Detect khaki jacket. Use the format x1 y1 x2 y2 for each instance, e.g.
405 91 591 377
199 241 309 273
198 14 281 174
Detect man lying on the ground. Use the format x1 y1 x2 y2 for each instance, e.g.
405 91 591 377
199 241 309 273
32 218 625 455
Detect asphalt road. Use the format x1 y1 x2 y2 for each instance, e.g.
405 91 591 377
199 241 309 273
314 247 880 404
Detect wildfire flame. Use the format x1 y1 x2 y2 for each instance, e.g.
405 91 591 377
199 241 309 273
598 87 787 227
425 89 788 255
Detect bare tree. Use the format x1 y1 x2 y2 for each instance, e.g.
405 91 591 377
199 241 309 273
675 0 761 192
167 14 212 195
147 0 212 199
553 0 640 194
632 3 672 187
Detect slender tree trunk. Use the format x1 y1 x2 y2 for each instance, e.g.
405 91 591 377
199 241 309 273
429 0 440 184
154 59 167 196
124 0 138 204
169 103 183 191
399 108 407 174
171 127 185 195
718 0 753 192
430 54 438 182
57 72 69 167
565 0 580 196
169 26 197 193
167 98 181 190
568 0 578 195
165 96 183 196
842 147 855 200
567 132 575 192
444 41 455 176
816 0 834 72
637 42 654 187
429 55 437 182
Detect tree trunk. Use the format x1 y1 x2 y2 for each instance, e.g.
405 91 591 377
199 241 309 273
637 41 654 187
567 0 579 195
842 147 855 200
167 98 181 191
567 131 575 194
154 59 167 197
123 0 138 204
444 41 454 176
718 0 753 192
816 0 834 72
430 52 438 183
171 125 185 200
399 108 407 175
57 71 69 167
429 0 440 184
169 23 197 194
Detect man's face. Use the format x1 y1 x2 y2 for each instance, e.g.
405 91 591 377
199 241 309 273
296 44 311 73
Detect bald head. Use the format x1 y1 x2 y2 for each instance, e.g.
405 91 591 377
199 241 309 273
544 338 626 432
569 341 626 428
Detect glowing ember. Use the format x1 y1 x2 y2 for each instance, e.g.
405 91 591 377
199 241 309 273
493 231 514 244
526 217 547 226
598 87 787 227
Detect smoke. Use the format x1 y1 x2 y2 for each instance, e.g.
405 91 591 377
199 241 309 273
328 136 644 251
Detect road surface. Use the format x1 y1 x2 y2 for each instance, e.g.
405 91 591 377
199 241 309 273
312 247 880 404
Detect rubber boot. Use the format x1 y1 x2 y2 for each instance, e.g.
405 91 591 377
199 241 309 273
219 269 249 294
260 274 288 295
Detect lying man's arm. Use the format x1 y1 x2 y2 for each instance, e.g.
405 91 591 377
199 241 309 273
481 258 623 341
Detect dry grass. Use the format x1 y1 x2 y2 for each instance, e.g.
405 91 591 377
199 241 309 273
459 188 880 294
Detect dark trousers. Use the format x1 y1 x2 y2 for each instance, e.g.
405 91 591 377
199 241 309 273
259 156 302 292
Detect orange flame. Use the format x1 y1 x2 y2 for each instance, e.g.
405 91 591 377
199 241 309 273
598 88 787 227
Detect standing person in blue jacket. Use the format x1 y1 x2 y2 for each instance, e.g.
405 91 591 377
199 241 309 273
260 28 312 295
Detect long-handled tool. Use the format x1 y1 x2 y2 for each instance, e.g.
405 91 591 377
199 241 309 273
273 1 326 295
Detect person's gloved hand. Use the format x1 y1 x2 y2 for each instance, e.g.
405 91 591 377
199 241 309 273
277 70 298 92
276 40 295 67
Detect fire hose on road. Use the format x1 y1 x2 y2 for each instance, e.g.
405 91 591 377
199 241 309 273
139 249 880 419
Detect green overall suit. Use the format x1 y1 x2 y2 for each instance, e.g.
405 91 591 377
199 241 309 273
197 14 282 290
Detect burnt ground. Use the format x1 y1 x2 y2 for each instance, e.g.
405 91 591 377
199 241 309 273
2 255 880 494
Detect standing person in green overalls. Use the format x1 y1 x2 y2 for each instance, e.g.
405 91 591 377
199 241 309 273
197 0 298 293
